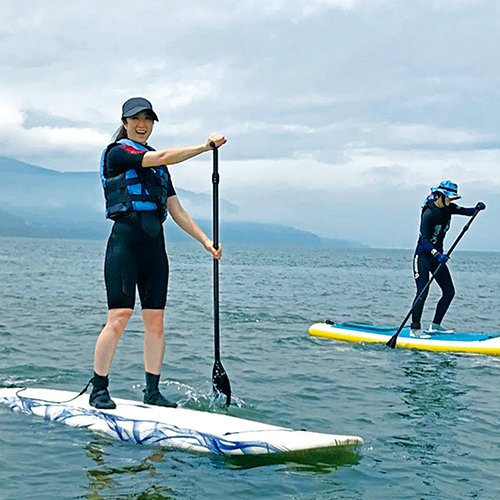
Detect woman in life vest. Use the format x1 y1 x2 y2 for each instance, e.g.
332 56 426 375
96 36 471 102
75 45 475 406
91 97 226 409
410 180 485 338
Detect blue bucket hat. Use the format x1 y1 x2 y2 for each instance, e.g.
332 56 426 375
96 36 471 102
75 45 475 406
431 180 460 199
121 97 159 121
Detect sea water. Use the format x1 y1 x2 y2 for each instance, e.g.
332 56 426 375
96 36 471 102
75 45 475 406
0 236 499 499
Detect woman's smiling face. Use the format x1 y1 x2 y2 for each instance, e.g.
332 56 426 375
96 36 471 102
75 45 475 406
124 111 154 144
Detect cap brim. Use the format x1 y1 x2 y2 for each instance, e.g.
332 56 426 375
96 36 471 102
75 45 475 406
122 106 159 121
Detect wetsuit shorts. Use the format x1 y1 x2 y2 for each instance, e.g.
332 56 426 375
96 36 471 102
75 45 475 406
104 212 168 309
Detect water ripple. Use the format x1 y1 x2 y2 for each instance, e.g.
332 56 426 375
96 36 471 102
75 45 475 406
0 238 499 499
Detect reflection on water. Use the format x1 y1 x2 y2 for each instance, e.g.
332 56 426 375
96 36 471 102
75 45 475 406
217 445 363 472
85 441 176 499
82 437 362 499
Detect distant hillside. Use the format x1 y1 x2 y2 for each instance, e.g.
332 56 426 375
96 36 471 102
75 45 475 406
0 208 46 237
0 156 366 247
166 220 361 247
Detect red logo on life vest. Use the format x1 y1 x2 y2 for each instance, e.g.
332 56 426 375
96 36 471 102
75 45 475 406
120 145 145 155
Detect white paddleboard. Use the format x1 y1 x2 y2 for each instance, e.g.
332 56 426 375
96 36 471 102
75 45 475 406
0 387 362 456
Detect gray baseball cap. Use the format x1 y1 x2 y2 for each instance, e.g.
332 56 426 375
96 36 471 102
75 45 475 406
121 97 159 121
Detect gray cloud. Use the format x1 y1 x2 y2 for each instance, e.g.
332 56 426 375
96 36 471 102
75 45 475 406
1 0 499 247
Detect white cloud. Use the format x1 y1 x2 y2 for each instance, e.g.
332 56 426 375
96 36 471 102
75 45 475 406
302 0 359 16
0 99 107 156
171 146 500 197
151 81 215 110
385 124 493 147
26 127 106 152
1 0 500 247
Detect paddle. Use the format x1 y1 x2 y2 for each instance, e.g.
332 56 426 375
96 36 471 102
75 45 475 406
386 209 482 349
210 141 231 406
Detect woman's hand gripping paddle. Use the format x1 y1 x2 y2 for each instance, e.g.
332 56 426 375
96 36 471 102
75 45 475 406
210 142 231 406
386 209 482 349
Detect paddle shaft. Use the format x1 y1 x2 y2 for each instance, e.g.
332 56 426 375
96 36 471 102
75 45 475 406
209 143 231 406
211 144 221 362
387 209 481 348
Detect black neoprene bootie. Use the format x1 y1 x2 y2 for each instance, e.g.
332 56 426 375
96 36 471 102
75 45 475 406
143 372 177 408
143 389 177 407
89 373 116 410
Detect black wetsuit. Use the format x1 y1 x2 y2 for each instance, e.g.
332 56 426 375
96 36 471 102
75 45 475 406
410 199 475 330
102 143 176 309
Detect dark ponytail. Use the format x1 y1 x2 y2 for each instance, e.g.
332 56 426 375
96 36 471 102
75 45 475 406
111 121 128 143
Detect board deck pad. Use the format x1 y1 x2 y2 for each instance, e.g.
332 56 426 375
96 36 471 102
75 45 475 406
309 321 500 355
0 387 362 457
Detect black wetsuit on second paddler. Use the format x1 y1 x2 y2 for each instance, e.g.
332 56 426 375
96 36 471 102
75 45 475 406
410 199 475 331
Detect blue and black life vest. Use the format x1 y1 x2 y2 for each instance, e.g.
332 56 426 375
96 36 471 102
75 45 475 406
100 139 170 221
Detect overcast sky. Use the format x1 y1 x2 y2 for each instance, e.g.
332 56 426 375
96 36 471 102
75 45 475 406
1 0 499 249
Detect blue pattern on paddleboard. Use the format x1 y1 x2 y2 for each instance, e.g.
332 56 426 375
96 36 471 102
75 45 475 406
0 393 281 455
339 322 499 342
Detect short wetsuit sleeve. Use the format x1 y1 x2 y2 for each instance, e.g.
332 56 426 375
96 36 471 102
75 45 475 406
163 167 176 198
104 143 146 178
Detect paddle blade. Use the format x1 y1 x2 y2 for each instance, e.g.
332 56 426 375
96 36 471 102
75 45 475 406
212 360 231 407
386 335 398 349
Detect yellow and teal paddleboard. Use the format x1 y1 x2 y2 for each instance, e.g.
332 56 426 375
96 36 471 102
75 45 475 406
309 321 500 356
